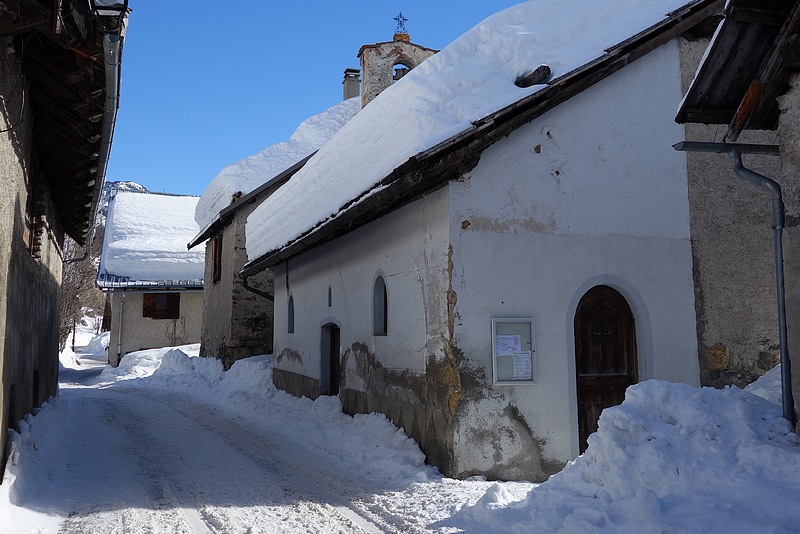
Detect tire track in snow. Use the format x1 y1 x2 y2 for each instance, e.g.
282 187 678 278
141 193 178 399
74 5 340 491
163 393 384 534
103 388 382 533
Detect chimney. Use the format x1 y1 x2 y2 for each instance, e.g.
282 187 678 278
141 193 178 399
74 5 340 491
343 68 361 100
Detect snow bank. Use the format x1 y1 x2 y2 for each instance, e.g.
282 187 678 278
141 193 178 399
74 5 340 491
100 191 204 282
194 97 361 230
94 344 201 383
136 350 431 485
245 0 691 261
449 369 800 533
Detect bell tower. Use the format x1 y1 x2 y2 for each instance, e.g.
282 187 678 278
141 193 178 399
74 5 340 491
356 13 437 107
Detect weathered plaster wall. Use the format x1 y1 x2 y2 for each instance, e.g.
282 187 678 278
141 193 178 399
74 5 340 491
272 187 455 471
680 37 782 388
449 39 699 480
108 290 203 365
777 73 800 426
199 203 274 368
359 38 436 107
0 38 63 461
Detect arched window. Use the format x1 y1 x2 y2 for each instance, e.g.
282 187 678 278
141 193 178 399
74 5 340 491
392 60 413 82
287 295 295 334
373 276 388 335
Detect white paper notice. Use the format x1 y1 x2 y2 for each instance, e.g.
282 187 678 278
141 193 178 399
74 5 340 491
495 334 521 356
513 351 532 381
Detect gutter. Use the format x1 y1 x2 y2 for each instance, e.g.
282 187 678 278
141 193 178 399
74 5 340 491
673 141 795 425
65 27 124 263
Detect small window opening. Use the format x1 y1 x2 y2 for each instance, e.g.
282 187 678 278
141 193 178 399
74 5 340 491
288 295 295 334
328 286 332 307
373 276 388 335
211 235 223 283
143 293 180 320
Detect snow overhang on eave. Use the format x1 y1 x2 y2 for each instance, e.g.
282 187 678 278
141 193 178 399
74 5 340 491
96 277 204 291
187 152 317 250
241 0 724 277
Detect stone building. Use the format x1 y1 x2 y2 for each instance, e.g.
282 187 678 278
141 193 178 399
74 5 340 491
242 1 723 480
676 0 800 420
0 1 128 462
190 28 436 368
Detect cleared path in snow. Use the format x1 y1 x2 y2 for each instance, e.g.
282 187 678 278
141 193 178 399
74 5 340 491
22 382 386 533
8 351 528 533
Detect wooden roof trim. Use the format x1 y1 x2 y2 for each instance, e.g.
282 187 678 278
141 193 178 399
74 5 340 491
726 0 800 139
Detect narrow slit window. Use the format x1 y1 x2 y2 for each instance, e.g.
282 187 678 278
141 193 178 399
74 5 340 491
211 235 223 283
373 276 388 336
288 295 295 334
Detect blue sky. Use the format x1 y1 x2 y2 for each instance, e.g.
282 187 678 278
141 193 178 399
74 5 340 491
107 1 524 196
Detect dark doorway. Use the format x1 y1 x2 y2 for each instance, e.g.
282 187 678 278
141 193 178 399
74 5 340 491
320 324 341 396
574 285 637 452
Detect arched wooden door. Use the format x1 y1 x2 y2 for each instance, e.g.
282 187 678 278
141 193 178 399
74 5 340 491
574 285 637 452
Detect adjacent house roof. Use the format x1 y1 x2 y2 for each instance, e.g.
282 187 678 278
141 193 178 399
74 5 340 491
192 97 361 236
0 0 129 245
241 0 723 276
98 190 205 289
676 0 800 138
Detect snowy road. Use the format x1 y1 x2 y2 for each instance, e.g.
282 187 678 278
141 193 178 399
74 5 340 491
4 343 800 533
54 387 380 533
5 350 523 533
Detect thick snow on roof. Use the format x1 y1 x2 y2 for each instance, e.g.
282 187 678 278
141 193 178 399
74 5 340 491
245 0 692 262
194 97 361 230
99 190 204 284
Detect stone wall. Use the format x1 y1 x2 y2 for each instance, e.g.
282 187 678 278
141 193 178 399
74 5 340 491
679 37 783 388
0 36 64 463
777 73 800 426
199 205 273 369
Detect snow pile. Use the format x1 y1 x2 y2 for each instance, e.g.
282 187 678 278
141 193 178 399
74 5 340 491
83 331 109 357
194 97 361 230
448 368 800 533
94 344 200 383
135 349 430 484
245 0 691 261
100 191 204 282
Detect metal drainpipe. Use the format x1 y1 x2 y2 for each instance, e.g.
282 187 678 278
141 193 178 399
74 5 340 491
673 141 795 425
115 291 125 366
241 273 274 301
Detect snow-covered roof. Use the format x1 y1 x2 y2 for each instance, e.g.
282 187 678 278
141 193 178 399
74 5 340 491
244 0 702 265
97 190 205 289
194 97 361 232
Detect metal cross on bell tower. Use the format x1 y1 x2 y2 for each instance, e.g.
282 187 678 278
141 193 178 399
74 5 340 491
394 12 409 34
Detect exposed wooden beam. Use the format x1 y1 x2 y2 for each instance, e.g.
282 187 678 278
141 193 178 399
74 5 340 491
0 13 50 37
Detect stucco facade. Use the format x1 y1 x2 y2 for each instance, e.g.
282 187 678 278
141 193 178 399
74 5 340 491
0 39 66 461
271 40 701 480
200 207 273 369
108 290 204 366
